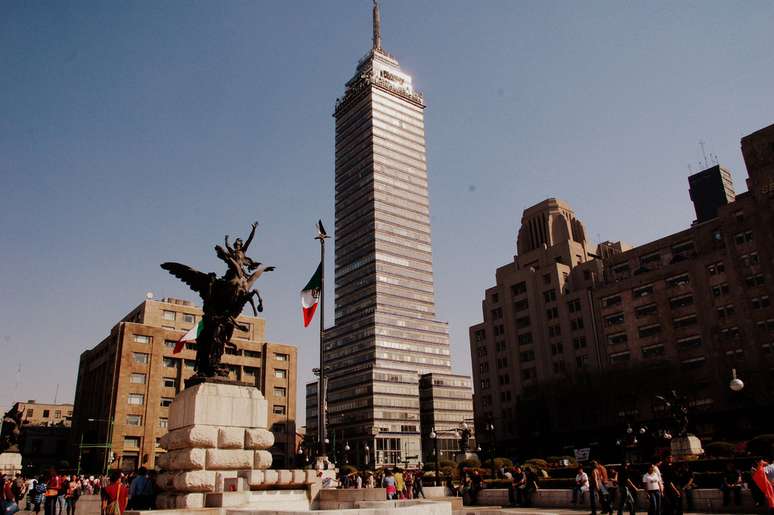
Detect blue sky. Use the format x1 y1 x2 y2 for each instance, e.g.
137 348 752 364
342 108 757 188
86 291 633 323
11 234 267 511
1 1 773 424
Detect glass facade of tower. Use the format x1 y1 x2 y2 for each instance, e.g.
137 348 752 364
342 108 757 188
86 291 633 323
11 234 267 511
318 46 454 467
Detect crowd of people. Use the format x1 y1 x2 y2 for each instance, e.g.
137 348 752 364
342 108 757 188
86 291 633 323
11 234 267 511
0 466 157 515
566 457 774 515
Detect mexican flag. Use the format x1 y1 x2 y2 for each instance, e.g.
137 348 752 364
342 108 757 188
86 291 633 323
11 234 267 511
301 262 322 327
174 321 203 354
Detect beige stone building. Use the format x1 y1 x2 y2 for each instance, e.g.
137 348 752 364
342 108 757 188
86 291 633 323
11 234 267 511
470 123 774 459
11 401 73 427
71 297 297 473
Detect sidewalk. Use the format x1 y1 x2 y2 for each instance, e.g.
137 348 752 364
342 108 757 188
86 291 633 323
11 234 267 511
457 508 758 515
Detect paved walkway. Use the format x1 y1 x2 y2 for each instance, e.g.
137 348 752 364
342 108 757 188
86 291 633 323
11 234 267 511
457 508 757 515
16 495 101 515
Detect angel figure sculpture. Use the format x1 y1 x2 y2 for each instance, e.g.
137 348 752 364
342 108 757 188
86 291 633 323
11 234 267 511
161 222 275 380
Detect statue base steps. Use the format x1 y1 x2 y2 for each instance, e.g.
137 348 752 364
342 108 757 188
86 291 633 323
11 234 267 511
671 435 704 458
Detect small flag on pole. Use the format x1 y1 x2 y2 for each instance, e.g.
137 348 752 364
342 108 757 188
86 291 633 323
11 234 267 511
174 321 203 353
301 263 322 327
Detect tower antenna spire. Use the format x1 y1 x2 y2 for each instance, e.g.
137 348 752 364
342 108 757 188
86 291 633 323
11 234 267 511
372 0 382 50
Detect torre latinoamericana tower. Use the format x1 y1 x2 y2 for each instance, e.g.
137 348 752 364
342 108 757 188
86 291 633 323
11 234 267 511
305 3 473 467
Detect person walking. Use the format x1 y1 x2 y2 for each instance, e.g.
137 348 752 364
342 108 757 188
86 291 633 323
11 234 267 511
677 464 694 512
721 462 743 507
616 462 638 515
381 469 397 500
643 463 663 515
28 477 46 514
100 471 128 515
43 470 61 515
662 457 683 515
64 476 80 515
413 471 425 499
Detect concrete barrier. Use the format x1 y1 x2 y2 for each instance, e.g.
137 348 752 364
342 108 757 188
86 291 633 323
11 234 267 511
477 487 764 512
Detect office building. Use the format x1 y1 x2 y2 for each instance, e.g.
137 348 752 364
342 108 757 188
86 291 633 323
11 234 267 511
71 297 297 472
307 3 470 467
470 124 774 458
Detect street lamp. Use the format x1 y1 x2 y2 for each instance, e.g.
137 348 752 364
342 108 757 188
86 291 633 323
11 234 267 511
344 442 350 464
729 368 745 392
429 428 439 486
364 444 370 467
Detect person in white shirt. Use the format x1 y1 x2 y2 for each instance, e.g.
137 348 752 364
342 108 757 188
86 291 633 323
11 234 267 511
643 464 663 515
572 466 589 505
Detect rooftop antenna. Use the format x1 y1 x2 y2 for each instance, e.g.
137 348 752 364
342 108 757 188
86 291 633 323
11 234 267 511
54 383 60 404
372 0 382 50
699 140 708 168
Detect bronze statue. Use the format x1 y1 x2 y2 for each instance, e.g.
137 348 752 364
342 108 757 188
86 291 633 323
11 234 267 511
656 389 690 437
0 406 23 453
161 222 274 379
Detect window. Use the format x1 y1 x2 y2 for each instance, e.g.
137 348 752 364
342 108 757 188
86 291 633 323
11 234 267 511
274 369 287 379
163 357 177 368
717 304 735 319
26 409 33 417
673 314 697 328
511 282 527 296
681 356 706 370
128 394 144 406
548 325 561 337
573 336 587 350
520 350 535 362
272 405 286 415
273 387 287 397
134 335 151 344
513 298 529 312
160 397 173 407
633 285 654 298
543 289 556 303
671 240 694 255
746 274 765 287
752 296 771 310
185 342 197 350
636 303 658 318
126 415 142 426
274 353 289 361
670 294 694 309
516 316 531 329
164 340 176 349
132 352 149 364
518 332 533 346
741 253 760 267
609 351 631 364
551 342 564 355
182 313 195 324
642 344 665 358
159 418 168 428
567 299 581 313
42 409 50 418
546 306 559 319
605 313 625 327
543 273 552 285
734 230 753 244
638 324 661 338
490 307 503 320
124 437 141 449
677 336 702 350
576 355 589 369
666 273 690 289
184 359 196 368
244 350 261 358
162 310 176 321
707 262 725 275
602 295 621 308
607 332 628 345
163 377 177 388
521 367 537 380
130 373 146 384
640 252 661 266
571 318 584 331
712 283 729 297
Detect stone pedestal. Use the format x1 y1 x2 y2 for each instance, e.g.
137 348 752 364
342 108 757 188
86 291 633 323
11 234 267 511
155 382 274 509
670 435 704 459
455 452 480 464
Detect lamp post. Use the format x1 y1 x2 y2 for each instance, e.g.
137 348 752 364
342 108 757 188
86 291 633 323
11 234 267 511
364 443 370 468
729 368 744 392
429 428 439 486
344 442 350 465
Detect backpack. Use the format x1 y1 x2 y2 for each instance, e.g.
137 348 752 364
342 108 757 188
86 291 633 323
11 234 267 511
104 484 124 515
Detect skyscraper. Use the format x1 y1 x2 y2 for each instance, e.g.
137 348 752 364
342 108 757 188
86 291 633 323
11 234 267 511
307 3 471 467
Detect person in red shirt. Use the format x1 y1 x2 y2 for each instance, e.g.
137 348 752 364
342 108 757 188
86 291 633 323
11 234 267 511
100 471 128 515
44 469 61 515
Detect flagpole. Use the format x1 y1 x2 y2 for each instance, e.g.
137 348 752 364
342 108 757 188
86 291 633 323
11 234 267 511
315 223 330 461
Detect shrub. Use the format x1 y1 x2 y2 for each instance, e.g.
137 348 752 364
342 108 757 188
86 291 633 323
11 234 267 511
748 435 774 457
458 458 481 471
704 442 737 458
492 457 513 470
524 458 548 471
340 464 359 475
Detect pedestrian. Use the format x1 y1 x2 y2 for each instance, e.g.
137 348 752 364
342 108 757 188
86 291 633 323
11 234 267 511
43 469 61 515
595 461 612 515
394 468 405 499
11 474 26 508
751 459 774 515
28 477 46 514
677 464 694 512
404 471 413 499
57 472 68 515
510 466 526 506
572 465 589 506
589 461 601 515
100 471 128 515
662 456 682 515
382 469 397 500
643 463 663 515
365 472 375 489
2 475 20 515
65 476 80 515
616 462 638 515
522 467 538 507
721 462 742 507
413 470 425 499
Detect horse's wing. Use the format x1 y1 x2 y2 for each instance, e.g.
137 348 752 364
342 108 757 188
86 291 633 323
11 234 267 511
161 262 213 296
